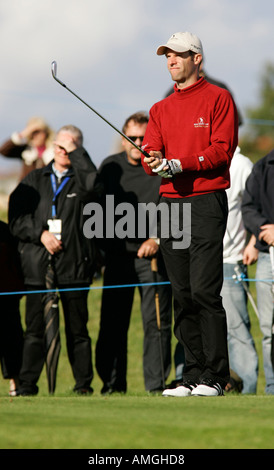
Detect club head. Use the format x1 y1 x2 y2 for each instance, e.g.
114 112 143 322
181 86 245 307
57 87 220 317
51 61 57 78
51 60 66 87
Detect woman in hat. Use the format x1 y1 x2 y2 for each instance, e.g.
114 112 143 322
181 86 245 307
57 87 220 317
0 117 55 179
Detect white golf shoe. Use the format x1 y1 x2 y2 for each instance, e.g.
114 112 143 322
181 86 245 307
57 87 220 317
191 379 224 396
162 381 197 397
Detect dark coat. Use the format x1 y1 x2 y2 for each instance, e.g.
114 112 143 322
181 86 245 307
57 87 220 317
8 147 100 286
242 149 274 252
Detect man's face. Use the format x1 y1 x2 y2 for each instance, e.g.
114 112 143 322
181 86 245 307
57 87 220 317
53 131 73 171
30 129 47 147
122 121 147 165
166 49 202 87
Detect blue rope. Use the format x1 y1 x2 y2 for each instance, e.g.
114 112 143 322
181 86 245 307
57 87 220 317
0 281 171 296
0 277 273 296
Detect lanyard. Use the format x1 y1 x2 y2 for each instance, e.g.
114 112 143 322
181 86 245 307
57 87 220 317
50 173 70 218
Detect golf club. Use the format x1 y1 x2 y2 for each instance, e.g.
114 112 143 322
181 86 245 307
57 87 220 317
269 246 274 370
51 61 151 158
151 257 166 389
233 264 260 319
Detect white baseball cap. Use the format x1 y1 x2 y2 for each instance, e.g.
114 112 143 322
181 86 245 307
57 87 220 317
157 32 203 56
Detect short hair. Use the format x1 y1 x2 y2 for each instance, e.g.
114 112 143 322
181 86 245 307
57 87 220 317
122 111 149 134
57 125 83 146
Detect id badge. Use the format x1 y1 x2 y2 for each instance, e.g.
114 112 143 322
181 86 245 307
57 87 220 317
48 219 62 240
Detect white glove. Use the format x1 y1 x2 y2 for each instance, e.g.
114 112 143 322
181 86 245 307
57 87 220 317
152 158 182 178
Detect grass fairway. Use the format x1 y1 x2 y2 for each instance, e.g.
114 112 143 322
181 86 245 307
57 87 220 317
0 266 274 450
0 394 274 449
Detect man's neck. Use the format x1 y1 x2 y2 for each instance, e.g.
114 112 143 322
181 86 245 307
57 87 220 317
176 72 200 90
52 163 69 179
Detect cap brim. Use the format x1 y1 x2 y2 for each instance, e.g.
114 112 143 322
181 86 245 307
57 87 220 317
156 44 190 55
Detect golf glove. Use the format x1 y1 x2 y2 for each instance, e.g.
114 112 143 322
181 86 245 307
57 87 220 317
152 158 182 178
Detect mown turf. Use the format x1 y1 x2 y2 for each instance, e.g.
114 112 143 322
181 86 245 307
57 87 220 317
0 394 274 449
0 260 273 450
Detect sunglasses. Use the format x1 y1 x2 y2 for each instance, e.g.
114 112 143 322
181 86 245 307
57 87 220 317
126 136 145 143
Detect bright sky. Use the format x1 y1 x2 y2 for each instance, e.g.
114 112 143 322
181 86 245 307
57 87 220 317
0 0 274 174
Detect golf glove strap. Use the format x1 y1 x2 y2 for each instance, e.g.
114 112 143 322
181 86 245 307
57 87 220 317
152 158 182 178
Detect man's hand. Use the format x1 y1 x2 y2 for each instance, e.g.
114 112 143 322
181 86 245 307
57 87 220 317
152 158 182 178
143 151 163 169
54 131 78 154
137 239 159 258
41 230 63 255
259 224 274 246
144 151 182 178
243 235 258 265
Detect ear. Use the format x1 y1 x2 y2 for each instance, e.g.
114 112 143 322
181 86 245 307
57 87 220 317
194 53 203 66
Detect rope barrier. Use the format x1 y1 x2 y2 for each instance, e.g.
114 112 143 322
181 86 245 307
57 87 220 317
0 277 273 296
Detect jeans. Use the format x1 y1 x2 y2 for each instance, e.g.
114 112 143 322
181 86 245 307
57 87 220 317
256 252 274 394
222 263 258 393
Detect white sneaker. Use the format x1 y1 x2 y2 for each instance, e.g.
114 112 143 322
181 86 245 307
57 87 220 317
162 381 196 397
191 379 224 396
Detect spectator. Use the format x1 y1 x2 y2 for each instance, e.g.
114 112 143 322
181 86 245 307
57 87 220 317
0 117 55 180
221 147 258 393
242 147 274 394
8 125 100 395
0 221 24 396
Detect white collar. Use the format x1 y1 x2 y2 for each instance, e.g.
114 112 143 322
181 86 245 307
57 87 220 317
52 163 69 179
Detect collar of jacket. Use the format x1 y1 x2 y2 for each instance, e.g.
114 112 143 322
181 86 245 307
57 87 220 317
42 160 75 177
265 149 274 165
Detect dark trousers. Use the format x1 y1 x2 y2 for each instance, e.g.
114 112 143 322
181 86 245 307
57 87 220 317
160 192 230 388
0 295 23 379
95 253 172 391
19 287 93 393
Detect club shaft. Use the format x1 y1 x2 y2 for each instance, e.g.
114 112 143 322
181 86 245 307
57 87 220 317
51 63 151 158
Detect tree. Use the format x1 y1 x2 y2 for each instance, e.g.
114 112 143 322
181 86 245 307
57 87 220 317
240 61 274 162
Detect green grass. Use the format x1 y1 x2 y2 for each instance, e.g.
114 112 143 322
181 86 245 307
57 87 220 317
1 395 274 449
0 257 273 449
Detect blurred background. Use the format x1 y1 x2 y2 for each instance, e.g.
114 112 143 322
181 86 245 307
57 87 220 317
1 0 274 210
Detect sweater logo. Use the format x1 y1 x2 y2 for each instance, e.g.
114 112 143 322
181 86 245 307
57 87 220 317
194 117 209 128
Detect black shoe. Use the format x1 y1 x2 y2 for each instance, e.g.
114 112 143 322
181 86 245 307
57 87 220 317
101 384 126 395
225 377 243 393
165 378 183 390
148 388 164 395
16 385 39 396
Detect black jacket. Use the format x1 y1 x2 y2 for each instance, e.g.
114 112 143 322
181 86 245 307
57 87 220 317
97 151 161 255
8 147 100 286
242 149 274 253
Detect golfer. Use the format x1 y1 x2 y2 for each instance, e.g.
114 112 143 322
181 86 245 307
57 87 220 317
142 32 238 396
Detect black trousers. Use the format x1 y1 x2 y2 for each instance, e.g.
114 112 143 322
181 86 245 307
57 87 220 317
160 192 230 388
19 287 93 393
95 253 172 392
0 295 23 379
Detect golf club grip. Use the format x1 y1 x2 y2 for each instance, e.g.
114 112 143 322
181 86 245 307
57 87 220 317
141 149 152 159
155 293 161 330
151 257 158 272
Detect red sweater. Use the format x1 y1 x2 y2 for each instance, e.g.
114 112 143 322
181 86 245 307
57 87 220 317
141 77 238 198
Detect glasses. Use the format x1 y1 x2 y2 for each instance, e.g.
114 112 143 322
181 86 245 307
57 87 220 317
126 136 145 143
